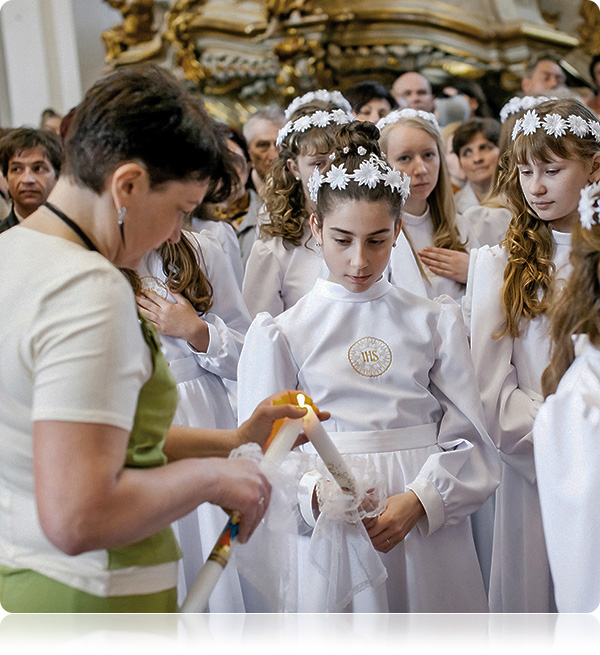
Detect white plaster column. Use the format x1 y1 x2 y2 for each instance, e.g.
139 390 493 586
0 0 82 127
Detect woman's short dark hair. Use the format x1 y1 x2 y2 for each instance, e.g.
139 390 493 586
344 81 398 114
62 64 232 199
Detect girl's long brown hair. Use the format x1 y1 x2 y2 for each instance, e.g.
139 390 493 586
542 221 600 397
123 231 213 314
496 98 600 339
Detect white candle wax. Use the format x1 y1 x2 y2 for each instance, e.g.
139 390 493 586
263 417 304 463
302 404 358 496
180 558 223 613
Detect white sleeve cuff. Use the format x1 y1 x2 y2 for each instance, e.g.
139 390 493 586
187 321 218 357
297 470 322 529
406 476 445 537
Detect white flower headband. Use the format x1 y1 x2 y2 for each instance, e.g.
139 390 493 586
308 150 411 204
578 181 600 230
511 109 600 143
284 90 353 120
499 95 557 123
276 109 354 147
375 108 439 133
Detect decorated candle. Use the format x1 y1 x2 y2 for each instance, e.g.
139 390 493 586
299 398 358 497
181 391 308 612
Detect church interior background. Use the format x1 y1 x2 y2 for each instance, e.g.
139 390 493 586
0 0 598 130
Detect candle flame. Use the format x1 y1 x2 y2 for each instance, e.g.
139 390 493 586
297 393 306 408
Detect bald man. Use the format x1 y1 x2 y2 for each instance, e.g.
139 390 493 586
391 72 435 112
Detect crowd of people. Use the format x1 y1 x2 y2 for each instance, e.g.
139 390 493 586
1 50 600 614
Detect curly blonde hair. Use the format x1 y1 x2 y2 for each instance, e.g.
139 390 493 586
496 98 600 339
260 103 343 247
379 115 466 252
541 221 600 397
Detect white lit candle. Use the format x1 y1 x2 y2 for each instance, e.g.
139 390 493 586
299 399 358 497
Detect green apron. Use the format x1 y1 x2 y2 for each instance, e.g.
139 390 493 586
0 316 181 613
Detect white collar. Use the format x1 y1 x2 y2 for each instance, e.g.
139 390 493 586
312 275 392 302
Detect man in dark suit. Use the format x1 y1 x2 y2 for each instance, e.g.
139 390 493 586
0 128 62 234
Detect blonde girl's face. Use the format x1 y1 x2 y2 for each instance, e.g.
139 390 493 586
310 199 401 293
287 150 330 208
384 124 440 214
517 154 600 232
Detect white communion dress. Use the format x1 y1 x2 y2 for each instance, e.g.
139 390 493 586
138 229 251 612
238 276 501 612
467 229 572 612
533 335 600 613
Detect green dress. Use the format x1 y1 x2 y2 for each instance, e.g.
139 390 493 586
0 317 182 613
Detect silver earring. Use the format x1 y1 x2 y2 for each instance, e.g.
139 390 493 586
295 176 300 181
118 207 127 244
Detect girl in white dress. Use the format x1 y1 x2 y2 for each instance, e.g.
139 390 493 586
134 229 251 611
242 103 350 318
377 109 474 300
467 98 600 612
533 181 600 612
238 121 501 612
243 103 425 317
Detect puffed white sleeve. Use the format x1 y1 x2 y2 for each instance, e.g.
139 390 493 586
237 312 299 423
469 245 539 483
533 346 600 613
406 296 501 536
186 231 250 381
243 239 285 319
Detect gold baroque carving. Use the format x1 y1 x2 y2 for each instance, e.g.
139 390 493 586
578 0 600 55
101 0 161 64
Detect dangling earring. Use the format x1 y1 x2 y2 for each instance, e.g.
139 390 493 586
118 207 127 245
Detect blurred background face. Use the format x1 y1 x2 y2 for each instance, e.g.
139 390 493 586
522 60 566 94
247 119 280 181
457 132 499 190
391 73 434 112
354 98 393 124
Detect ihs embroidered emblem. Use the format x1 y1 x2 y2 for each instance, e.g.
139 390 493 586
348 336 392 377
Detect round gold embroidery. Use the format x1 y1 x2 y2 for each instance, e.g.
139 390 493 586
348 336 392 377
140 276 169 299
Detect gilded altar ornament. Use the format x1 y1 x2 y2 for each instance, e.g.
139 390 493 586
101 0 158 63
578 0 600 55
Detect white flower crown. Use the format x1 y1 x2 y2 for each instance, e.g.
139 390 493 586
375 108 439 133
511 109 600 142
499 95 557 123
308 151 411 204
284 90 353 120
276 109 354 147
579 181 600 230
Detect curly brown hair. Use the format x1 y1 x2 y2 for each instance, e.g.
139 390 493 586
260 103 342 247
